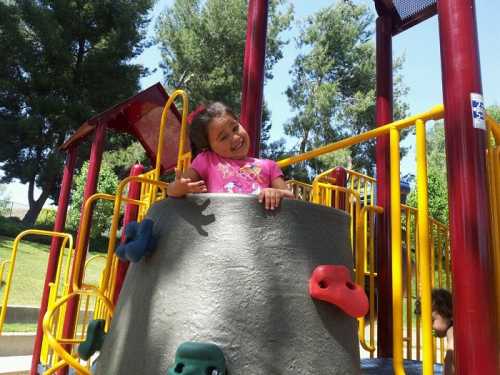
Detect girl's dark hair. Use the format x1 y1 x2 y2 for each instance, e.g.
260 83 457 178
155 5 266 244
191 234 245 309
188 102 237 157
432 288 453 320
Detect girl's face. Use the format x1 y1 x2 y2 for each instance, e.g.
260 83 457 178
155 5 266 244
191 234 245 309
207 113 250 159
432 311 451 338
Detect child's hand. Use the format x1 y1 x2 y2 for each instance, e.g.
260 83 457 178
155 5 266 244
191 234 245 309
258 188 294 210
173 168 207 195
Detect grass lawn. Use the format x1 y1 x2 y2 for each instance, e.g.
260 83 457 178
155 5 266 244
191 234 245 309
2 322 38 332
0 235 106 306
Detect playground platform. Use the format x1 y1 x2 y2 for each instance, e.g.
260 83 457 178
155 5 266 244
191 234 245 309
1 351 445 375
361 358 443 374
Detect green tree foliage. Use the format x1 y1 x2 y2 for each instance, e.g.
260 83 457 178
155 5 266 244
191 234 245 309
67 161 118 241
488 104 500 122
407 104 500 224
285 2 408 177
102 142 149 179
35 207 56 226
155 0 293 118
0 0 154 225
407 123 448 224
0 184 11 216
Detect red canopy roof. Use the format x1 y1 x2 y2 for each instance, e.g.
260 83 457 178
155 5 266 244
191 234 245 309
61 83 186 173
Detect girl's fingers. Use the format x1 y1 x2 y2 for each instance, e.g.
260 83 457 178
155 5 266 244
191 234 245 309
266 191 272 210
271 191 278 210
188 180 207 192
175 168 181 180
275 194 281 209
258 191 265 203
258 189 287 210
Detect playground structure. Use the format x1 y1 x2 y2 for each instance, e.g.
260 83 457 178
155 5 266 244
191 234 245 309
0 0 498 374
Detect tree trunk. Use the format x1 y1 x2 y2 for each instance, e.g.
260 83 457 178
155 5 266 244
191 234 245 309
299 129 310 154
21 176 56 226
21 200 46 226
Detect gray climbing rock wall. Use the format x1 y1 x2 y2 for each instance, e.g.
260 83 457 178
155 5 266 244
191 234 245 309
95 194 361 374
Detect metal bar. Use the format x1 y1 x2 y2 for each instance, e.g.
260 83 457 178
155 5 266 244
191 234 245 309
60 124 107 372
111 164 144 305
389 127 404 374
240 0 269 157
416 119 433 375
43 290 113 375
405 206 412 359
437 1 497 372
376 13 394 359
0 230 73 334
32 147 77 374
277 105 443 168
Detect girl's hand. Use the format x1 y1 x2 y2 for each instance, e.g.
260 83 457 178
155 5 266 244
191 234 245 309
258 188 294 210
168 168 207 197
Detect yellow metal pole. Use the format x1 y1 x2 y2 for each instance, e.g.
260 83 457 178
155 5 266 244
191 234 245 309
415 118 433 375
0 230 73 334
71 177 168 292
155 89 189 179
389 126 405 375
42 289 113 375
278 105 444 168
405 206 413 359
415 208 421 361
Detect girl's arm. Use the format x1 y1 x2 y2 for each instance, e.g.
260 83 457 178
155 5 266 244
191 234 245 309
167 167 207 197
258 177 295 210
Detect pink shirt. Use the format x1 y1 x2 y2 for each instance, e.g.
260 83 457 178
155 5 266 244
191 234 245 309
191 151 284 194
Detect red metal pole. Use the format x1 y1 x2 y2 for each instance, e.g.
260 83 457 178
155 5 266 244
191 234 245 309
437 1 498 373
59 123 106 374
240 0 269 158
30 147 78 375
111 163 144 305
375 15 393 357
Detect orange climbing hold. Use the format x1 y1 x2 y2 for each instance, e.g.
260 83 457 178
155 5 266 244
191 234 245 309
309 265 369 318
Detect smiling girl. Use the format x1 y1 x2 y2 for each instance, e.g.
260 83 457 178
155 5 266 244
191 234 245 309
167 102 294 210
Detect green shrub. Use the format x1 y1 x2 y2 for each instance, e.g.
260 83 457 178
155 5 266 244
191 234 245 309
35 208 57 226
0 216 25 238
0 215 105 248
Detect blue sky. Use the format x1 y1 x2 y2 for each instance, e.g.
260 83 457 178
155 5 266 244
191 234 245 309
139 0 500 174
4 0 499 205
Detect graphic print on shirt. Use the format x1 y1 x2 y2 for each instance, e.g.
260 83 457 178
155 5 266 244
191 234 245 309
217 161 265 194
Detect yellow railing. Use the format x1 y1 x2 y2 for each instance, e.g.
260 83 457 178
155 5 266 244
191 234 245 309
286 180 313 202
400 205 451 364
39 94 499 375
356 204 383 357
40 239 74 368
42 289 113 375
41 178 168 372
485 114 500 342
344 170 376 207
138 170 167 220
149 89 190 207
40 90 191 372
0 230 73 335
277 104 445 374
287 170 382 358
278 105 444 169
40 186 147 373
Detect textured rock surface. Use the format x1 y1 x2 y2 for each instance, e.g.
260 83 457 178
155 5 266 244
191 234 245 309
95 194 360 375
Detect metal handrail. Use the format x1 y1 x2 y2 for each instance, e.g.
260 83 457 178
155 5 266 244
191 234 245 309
277 105 444 168
42 288 113 375
0 230 73 334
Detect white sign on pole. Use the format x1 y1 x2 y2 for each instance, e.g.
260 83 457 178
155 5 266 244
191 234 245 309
470 92 486 130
